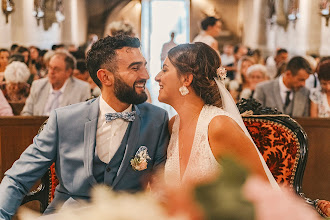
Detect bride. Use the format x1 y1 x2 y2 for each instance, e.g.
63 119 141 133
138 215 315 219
155 42 277 188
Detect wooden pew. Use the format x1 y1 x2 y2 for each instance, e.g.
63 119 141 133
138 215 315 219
0 116 328 208
295 117 330 201
0 116 48 179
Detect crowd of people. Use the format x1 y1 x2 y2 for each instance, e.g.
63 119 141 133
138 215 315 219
0 17 328 220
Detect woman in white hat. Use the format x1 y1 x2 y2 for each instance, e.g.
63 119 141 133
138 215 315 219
4 61 31 103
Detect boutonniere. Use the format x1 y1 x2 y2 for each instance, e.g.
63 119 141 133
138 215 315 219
130 146 151 171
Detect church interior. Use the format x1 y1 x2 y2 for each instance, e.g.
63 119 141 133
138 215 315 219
0 0 329 219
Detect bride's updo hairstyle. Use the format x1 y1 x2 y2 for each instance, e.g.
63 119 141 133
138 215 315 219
167 42 222 107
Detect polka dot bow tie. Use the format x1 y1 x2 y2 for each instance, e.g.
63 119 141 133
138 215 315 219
105 111 136 122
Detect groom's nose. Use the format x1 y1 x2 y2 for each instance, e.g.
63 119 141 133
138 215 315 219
139 66 150 80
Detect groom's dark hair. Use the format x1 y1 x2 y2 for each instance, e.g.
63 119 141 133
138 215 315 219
86 34 140 88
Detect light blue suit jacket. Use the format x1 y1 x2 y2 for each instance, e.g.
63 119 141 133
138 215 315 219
0 98 169 219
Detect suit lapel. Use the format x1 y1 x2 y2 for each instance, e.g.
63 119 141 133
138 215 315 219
273 79 284 112
83 97 100 186
112 105 141 187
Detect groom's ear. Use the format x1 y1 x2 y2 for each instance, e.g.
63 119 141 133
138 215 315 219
183 73 194 86
97 69 114 87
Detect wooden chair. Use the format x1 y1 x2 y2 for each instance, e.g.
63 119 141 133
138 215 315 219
237 98 330 217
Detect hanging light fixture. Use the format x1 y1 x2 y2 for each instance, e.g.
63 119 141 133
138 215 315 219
32 0 65 28
320 0 330 26
55 0 65 22
287 0 300 26
2 0 15 23
32 0 44 25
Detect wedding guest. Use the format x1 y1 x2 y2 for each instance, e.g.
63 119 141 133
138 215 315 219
3 61 30 103
0 90 13 116
305 55 320 90
265 48 289 79
310 59 330 117
229 56 254 102
220 44 235 66
225 44 248 80
0 49 10 81
240 64 267 100
160 32 177 67
21 51 91 116
73 59 101 97
193 16 222 53
254 56 312 117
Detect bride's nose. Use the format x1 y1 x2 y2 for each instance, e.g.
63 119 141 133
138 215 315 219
155 71 162 82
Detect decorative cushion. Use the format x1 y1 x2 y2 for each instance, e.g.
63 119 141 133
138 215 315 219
243 119 300 187
49 163 59 202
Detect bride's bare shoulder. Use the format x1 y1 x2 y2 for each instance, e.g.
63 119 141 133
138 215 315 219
208 115 243 138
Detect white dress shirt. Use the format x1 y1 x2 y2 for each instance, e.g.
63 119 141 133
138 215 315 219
279 75 293 104
43 79 69 116
96 95 132 163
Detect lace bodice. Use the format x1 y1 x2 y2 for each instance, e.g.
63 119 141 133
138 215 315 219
164 105 240 185
310 88 330 117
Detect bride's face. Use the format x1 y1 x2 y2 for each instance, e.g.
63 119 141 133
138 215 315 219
155 57 183 105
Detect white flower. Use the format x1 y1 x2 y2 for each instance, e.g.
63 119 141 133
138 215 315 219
216 66 227 82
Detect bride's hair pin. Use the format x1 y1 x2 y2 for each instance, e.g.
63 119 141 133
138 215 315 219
216 66 227 82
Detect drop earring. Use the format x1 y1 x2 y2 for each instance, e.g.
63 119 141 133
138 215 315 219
179 85 189 96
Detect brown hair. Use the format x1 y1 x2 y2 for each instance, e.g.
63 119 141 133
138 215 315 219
317 59 330 81
168 42 222 107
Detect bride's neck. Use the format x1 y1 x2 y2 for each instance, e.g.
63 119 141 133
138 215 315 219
175 98 204 125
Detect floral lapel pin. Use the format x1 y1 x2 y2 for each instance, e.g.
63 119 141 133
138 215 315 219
130 146 151 171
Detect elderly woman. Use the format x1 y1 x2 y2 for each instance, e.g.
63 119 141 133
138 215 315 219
240 64 267 100
4 61 30 103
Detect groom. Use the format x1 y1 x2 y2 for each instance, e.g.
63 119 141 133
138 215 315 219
0 35 169 219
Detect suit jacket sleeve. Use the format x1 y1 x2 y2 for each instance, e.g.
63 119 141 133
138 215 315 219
152 111 169 171
80 82 91 102
253 84 266 106
0 111 59 219
21 81 37 116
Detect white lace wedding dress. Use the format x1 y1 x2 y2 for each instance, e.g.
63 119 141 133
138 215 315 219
164 104 278 188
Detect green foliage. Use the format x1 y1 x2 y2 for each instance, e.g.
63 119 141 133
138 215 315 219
194 156 255 220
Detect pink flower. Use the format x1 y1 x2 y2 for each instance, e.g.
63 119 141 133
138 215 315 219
135 160 148 171
243 176 320 220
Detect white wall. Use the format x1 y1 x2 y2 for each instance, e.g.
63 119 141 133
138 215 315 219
0 0 87 50
243 0 329 57
0 8 12 48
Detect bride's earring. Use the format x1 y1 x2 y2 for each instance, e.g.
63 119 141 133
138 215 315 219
179 85 189 96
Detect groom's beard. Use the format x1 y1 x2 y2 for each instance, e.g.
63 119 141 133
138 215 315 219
114 74 148 105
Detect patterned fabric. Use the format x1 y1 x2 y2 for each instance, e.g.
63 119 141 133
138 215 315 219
243 119 300 187
309 88 330 117
49 163 59 203
316 200 330 217
105 111 136 122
